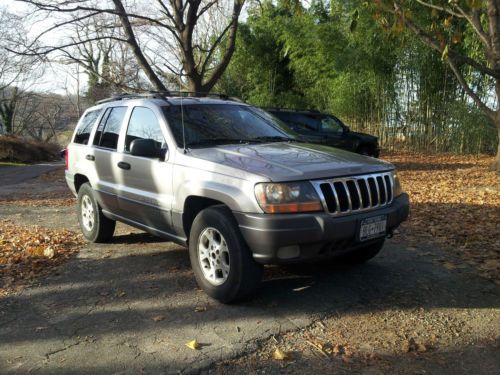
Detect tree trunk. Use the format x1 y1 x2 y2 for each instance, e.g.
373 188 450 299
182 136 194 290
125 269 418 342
494 112 500 171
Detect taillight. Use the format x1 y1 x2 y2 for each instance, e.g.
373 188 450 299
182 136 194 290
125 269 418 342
64 149 68 170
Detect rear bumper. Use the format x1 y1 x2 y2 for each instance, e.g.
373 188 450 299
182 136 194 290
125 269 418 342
234 193 409 264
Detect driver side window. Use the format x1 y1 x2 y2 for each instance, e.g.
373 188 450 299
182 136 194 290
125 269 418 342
125 107 166 152
321 117 344 134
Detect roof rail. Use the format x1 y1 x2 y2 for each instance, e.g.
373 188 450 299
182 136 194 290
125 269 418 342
95 92 167 104
150 91 244 103
95 91 244 104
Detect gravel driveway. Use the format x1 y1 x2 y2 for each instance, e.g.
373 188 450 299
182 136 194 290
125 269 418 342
0 170 498 374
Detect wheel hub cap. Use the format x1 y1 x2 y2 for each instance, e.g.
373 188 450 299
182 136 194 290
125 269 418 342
81 195 95 231
197 228 230 286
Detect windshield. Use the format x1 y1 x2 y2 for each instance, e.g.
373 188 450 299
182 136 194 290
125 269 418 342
162 104 296 148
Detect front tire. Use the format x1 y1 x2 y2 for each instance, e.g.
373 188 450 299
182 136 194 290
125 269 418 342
77 183 116 243
189 206 263 303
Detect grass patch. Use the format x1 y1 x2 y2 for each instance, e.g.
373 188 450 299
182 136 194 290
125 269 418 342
0 161 28 167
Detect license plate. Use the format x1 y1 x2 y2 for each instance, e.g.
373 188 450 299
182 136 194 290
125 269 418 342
359 215 387 241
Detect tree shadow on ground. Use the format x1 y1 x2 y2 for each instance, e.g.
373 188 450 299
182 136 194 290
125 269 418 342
1 236 498 347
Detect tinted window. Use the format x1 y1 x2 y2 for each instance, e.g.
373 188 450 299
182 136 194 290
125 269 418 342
273 112 320 132
162 104 292 147
125 107 165 152
93 107 127 150
74 109 102 144
321 116 344 134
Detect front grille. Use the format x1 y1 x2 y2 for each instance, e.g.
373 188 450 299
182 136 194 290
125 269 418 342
311 172 394 216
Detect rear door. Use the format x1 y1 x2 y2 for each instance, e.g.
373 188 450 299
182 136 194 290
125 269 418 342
91 106 129 213
115 106 174 233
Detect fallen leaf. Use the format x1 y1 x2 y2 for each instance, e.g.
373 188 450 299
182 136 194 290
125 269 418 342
43 247 55 259
185 340 200 350
151 315 165 322
272 348 290 361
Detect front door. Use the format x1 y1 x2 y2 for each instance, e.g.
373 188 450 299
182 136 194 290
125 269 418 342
115 106 174 234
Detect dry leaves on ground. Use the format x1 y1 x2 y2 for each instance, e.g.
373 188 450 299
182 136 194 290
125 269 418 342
0 193 76 207
383 152 500 283
0 219 85 297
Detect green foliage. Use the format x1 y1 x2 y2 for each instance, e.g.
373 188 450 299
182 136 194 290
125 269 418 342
217 0 496 154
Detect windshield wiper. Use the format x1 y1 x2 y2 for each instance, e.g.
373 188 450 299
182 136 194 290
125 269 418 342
252 136 302 143
185 138 259 148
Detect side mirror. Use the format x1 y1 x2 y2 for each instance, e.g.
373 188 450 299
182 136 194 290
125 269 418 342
130 139 165 159
344 126 350 133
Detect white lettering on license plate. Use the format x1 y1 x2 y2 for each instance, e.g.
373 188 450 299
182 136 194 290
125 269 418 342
360 216 387 241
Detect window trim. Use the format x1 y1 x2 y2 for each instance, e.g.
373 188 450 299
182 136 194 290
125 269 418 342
72 108 104 145
91 106 128 151
124 106 166 154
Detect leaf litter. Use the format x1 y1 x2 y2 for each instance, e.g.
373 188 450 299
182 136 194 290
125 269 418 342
384 152 500 284
0 219 84 297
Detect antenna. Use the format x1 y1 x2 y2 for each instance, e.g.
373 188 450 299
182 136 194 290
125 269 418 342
179 76 187 154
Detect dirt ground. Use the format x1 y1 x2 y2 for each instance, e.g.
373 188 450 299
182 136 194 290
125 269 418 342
0 154 499 374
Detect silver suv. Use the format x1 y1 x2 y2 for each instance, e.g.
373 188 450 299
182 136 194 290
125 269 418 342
64 93 409 303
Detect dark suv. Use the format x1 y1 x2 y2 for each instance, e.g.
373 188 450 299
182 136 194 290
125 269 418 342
267 109 380 157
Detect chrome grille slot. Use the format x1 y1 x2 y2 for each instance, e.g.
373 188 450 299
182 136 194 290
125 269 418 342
319 183 336 212
367 177 379 206
346 180 360 210
357 179 370 208
384 175 392 202
376 176 386 204
334 182 349 212
312 172 394 216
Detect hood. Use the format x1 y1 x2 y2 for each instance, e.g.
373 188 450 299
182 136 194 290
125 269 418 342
188 142 393 182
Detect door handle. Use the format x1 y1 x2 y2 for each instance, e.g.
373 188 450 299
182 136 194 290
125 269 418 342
86 154 95 161
117 162 131 170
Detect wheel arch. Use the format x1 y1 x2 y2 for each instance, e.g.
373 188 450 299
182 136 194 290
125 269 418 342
74 174 90 193
182 196 229 241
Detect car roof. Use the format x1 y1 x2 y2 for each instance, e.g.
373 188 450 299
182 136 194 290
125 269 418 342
84 95 247 113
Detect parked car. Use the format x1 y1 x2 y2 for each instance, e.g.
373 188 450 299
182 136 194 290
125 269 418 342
266 108 380 157
63 93 409 303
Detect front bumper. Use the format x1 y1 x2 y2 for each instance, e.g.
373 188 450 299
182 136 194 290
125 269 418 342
234 193 409 264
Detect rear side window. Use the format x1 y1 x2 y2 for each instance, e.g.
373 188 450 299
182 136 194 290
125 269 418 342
272 112 319 131
93 107 127 150
287 114 320 131
125 107 165 151
73 109 102 144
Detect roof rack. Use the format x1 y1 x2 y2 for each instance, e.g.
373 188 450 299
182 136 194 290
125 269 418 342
95 92 166 104
95 91 243 105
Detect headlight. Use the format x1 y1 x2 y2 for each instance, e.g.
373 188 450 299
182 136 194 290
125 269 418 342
393 173 403 197
254 182 323 213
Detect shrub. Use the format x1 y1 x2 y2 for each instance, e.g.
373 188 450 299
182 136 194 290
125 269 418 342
0 135 60 163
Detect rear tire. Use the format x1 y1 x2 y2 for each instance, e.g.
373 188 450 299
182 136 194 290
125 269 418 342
189 206 263 303
336 239 385 264
77 183 116 243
